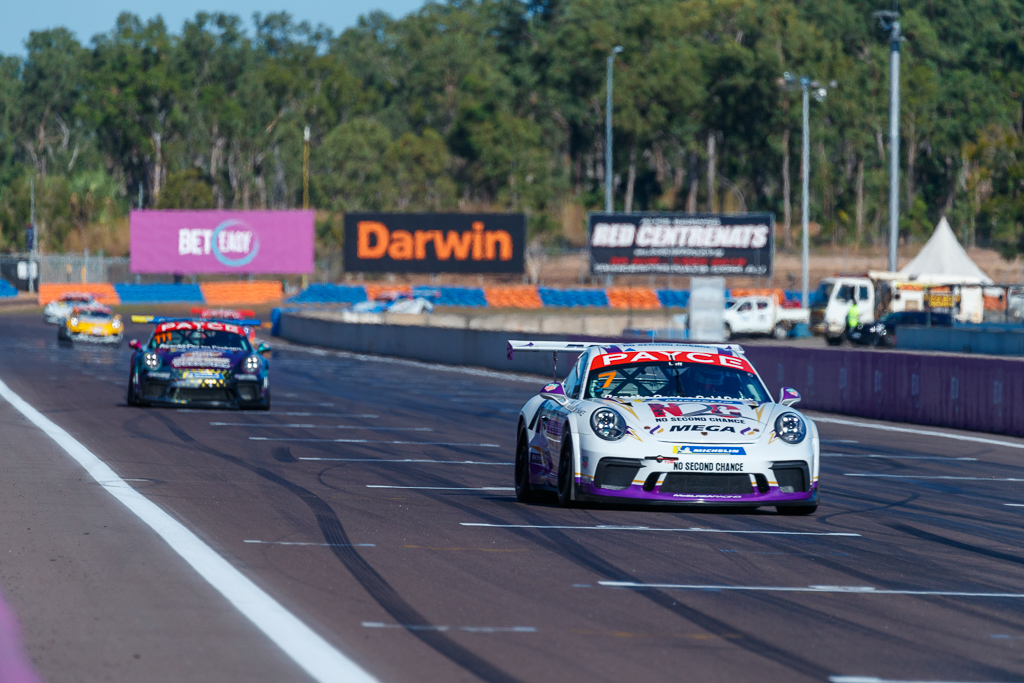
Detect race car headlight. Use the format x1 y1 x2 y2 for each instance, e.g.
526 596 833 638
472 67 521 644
143 352 161 370
69 317 78 327
111 319 121 329
244 354 261 373
590 408 626 441
774 413 806 444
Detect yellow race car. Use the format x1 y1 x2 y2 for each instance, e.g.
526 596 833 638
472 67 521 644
58 304 124 344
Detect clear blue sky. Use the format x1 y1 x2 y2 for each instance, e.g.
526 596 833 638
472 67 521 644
1 0 429 56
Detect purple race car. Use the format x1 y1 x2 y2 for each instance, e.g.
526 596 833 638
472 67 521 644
509 341 819 514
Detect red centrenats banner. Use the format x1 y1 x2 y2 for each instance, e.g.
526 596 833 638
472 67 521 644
590 350 755 374
155 321 245 335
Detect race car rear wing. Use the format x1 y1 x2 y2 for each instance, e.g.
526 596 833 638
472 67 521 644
506 339 746 380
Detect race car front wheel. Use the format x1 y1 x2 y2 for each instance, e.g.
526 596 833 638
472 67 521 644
557 436 576 508
514 428 536 504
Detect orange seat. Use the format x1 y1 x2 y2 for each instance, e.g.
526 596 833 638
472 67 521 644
606 287 661 310
484 286 542 309
39 283 120 306
199 281 283 306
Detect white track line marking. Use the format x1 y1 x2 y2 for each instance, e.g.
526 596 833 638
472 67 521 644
244 540 376 547
830 677 1012 683
367 485 514 491
212 423 431 431
0 377 376 683
813 416 1024 450
274 401 336 406
250 437 500 447
299 458 512 465
822 453 977 461
846 473 1024 482
1004 503 1024 507
461 523 861 537
600 581 1024 598
361 622 536 633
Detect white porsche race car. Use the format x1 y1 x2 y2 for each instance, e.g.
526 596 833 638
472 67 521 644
509 341 819 514
44 292 96 324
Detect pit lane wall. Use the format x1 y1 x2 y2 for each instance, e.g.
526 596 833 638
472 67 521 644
276 312 1024 438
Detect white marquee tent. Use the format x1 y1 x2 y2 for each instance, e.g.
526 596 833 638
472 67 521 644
897 217 993 285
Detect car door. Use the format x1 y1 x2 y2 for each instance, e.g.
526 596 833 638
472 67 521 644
732 301 755 333
755 299 771 331
539 354 584 484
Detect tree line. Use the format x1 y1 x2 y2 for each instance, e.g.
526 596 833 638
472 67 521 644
1 0 1024 259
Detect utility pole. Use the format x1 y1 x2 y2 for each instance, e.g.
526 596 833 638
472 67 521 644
876 2 902 272
302 126 311 290
28 176 35 294
604 46 623 213
780 73 836 309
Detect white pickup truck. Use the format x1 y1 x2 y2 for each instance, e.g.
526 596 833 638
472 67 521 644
723 295 810 340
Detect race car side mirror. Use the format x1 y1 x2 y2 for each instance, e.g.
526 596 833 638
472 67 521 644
540 382 569 406
257 343 271 355
129 340 141 350
779 387 801 407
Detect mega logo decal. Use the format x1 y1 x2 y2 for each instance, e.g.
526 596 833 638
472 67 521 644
178 219 260 267
591 350 754 374
668 424 736 433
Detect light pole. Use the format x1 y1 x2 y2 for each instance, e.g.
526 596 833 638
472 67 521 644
875 4 902 272
605 46 623 213
302 125 311 290
781 72 836 309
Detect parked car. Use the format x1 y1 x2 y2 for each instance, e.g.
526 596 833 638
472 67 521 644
848 310 953 347
723 296 809 340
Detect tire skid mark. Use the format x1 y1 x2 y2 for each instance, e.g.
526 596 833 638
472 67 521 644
151 412 523 683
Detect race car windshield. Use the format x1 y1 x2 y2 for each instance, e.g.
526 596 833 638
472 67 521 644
584 362 769 402
150 329 251 351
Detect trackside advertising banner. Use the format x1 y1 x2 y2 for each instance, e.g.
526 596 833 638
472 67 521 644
588 212 774 277
130 210 314 274
343 213 525 274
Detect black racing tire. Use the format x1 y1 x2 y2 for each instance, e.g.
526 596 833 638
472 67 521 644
772 323 789 340
126 370 138 407
557 435 576 508
57 326 70 342
514 428 537 504
776 504 818 516
255 391 271 411
723 323 733 341
825 334 843 346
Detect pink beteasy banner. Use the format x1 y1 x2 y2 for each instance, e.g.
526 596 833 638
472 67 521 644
130 210 315 274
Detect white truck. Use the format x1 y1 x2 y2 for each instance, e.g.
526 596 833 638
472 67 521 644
810 272 986 345
723 295 810 340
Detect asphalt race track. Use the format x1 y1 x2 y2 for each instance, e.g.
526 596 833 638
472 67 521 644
2 313 1024 683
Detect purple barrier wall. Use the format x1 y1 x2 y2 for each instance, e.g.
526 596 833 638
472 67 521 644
742 346 1024 438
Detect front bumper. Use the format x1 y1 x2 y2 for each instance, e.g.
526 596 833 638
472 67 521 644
136 372 268 407
568 451 817 507
69 330 122 343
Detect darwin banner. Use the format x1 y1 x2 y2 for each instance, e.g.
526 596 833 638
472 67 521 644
343 213 525 273
588 212 774 277
130 210 314 274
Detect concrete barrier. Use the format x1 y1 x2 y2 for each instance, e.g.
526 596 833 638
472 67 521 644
277 312 1024 438
899 325 1024 356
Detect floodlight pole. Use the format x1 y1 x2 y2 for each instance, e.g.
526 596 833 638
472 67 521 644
29 176 35 294
302 125 311 290
605 46 623 213
876 5 902 272
800 79 810 310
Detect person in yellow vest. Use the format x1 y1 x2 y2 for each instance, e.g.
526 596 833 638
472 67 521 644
846 298 861 341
